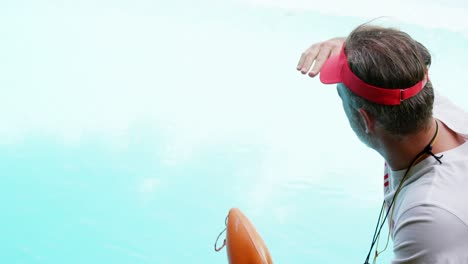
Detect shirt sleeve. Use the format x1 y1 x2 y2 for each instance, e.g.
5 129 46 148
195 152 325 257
392 205 468 264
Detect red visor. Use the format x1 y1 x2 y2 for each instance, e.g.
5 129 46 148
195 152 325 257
320 45 428 105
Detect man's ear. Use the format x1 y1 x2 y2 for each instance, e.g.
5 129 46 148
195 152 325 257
357 108 375 134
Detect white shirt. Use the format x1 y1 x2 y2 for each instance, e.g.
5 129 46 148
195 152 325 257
383 94 468 264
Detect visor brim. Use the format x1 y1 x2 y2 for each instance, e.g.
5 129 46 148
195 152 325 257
319 54 343 84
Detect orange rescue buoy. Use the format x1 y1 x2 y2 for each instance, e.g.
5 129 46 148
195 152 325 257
215 208 273 264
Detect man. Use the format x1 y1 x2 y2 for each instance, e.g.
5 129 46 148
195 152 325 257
297 24 468 263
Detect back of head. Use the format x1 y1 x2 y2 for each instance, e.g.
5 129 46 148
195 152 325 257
343 24 434 136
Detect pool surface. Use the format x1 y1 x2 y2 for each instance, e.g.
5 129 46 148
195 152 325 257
1 0 467 263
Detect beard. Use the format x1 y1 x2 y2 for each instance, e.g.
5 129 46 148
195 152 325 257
338 84 378 149
345 104 376 149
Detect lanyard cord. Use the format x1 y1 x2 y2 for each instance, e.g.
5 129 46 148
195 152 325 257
363 120 443 264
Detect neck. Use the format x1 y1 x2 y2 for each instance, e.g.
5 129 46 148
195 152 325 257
376 118 463 171
380 120 436 171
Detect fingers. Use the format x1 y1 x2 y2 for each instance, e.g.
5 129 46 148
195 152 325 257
296 51 307 71
296 42 332 77
300 49 319 75
297 44 319 75
308 45 332 77
297 37 346 78
330 45 341 57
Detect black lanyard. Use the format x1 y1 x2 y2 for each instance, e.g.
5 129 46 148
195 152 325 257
363 121 443 264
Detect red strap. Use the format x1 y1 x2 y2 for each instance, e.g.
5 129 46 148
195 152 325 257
341 61 427 105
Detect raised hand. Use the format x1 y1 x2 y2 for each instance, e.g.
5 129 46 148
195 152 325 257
296 37 345 77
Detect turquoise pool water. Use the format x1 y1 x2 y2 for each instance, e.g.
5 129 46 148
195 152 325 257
1 1 467 263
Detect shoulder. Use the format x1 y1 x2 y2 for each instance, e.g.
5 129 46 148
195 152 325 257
433 92 468 138
396 152 468 228
392 205 468 263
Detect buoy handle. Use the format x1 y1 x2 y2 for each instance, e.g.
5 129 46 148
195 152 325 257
214 215 229 252
214 227 227 252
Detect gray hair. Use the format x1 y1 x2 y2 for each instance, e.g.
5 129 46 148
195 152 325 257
342 24 434 136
